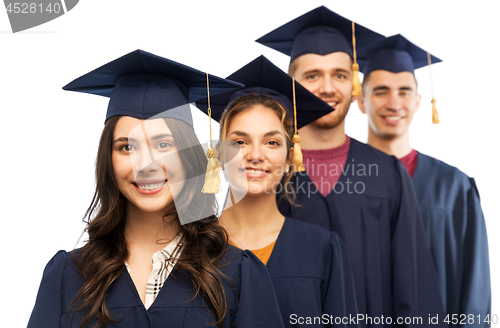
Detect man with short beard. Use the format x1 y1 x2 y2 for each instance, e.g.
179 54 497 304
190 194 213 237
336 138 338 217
357 34 490 326
257 6 446 328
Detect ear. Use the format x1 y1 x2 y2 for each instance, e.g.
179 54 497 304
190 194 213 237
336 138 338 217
215 143 224 170
415 93 422 114
357 97 366 114
351 95 360 104
286 147 293 166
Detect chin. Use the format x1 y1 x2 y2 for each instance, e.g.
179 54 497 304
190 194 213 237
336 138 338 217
312 116 342 129
377 130 402 141
245 182 277 197
312 107 348 129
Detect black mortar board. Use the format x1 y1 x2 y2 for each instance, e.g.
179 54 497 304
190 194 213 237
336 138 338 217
63 49 244 125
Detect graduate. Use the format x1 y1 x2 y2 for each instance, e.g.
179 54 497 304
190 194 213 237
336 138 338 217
256 6 446 327
357 34 491 326
196 55 359 328
27 49 285 328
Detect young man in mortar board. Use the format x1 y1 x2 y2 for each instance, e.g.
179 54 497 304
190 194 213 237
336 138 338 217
257 6 446 327
357 34 491 327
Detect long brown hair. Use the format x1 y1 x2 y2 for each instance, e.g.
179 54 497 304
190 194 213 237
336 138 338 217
71 116 229 328
218 94 297 204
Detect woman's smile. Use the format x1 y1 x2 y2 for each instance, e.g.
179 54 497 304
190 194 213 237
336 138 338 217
133 179 168 194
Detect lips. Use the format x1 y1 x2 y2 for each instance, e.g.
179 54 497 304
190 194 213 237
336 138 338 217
132 179 167 194
239 167 270 178
382 115 405 125
323 99 339 108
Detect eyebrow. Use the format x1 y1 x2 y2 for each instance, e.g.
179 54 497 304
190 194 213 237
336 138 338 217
302 68 350 77
113 133 173 144
372 86 390 92
333 68 350 75
113 137 135 144
228 130 284 138
149 133 173 141
264 130 284 138
228 131 248 138
302 69 321 77
372 86 414 92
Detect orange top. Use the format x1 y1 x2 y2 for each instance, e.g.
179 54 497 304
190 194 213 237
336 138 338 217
229 239 277 265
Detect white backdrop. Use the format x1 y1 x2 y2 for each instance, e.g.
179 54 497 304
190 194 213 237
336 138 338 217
1 0 499 325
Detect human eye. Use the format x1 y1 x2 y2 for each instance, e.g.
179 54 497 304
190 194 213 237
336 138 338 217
232 140 246 147
119 144 136 152
305 74 318 80
374 91 387 97
335 73 347 79
155 141 174 151
267 140 281 146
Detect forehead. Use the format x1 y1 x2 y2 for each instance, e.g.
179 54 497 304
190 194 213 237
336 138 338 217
366 70 417 88
293 52 352 73
114 116 172 138
227 105 284 135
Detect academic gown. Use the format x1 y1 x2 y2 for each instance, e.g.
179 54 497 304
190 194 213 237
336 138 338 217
412 152 490 327
27 246 285 328
266 218 359 328
279 138 446 328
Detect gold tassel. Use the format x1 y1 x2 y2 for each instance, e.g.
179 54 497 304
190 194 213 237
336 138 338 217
431 98 439 124
351 21 362 97
202 73 221 193
202 147 221 193
292 134 305 172
427 52 439 124
352 62 362 97
291 78 305 172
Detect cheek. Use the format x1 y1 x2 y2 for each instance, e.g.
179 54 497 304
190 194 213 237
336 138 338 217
298 79 317 93
112 154 129 181
369 98 385 115
405 101 419 115
269 149 288 168
166 154 186 181
336 80 352 95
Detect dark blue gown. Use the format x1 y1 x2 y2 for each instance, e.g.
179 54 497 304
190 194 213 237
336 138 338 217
412 152 490 327
279 138 446 328
27 246 285 328
266 218 359 328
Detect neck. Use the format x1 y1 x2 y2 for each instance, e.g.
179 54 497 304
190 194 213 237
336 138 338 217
298 120 347 150
124 203 180 254
220 190 284 249
367 128 412 159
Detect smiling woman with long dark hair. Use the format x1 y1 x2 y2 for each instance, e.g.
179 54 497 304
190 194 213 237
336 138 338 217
26 50 284 328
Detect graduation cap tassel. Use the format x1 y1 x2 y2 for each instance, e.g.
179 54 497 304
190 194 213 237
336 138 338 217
202 73 221 194
431 99 439 124
292 78 305 172
427 52 439 124
351 21 363 97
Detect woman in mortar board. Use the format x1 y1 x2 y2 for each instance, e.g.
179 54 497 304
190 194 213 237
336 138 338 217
196 55 359 328
27 50 285 328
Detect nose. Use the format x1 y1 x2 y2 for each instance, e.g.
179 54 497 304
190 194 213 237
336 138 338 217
134 146 161 174
319 75 336 95
246 143 265 163
386 92 403 112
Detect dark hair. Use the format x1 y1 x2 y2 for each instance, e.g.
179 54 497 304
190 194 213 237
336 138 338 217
71 116 229 328
218 94 296 204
